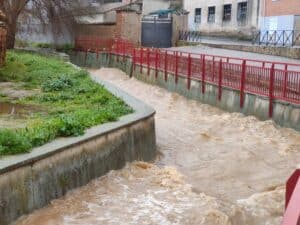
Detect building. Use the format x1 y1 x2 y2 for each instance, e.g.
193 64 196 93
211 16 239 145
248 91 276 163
76 0 186 46
75 1 143 44
260 0 300 32
142 0 183 15
184 0 262 38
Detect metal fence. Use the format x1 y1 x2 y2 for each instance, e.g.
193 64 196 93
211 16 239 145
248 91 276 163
74 37 300 117
178 30 202 42
252 30 300 46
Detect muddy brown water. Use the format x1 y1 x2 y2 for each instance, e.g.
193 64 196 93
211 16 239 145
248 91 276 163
0 102 38 117
13 68 300 225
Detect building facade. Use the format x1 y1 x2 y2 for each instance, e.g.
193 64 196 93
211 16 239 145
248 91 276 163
184 0 262 37
260 0 300 32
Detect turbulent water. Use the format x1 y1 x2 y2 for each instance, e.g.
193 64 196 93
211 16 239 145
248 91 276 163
14 68 300 225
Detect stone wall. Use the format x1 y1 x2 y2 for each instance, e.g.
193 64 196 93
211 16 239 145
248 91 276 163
0 26 6 67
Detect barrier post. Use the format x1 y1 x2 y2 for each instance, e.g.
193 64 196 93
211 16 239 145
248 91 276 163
187 53 191 89
269 63 275 118
133 48 136 72
164 51 168 82
175 51 179 84
281 169 300 225
140 48 143 74
202 55 206 94
155 49 159 78
283 64 288 98
122 41 125 62
147 48 150 76
212 56 215 82
84 50 88 66
240 60 246 108
218 59 223 101
116 40 119 62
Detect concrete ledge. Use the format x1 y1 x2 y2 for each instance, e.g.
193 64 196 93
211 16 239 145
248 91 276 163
0 72 156 225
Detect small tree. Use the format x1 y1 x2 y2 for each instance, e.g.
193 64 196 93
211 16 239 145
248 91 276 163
0 0 89 49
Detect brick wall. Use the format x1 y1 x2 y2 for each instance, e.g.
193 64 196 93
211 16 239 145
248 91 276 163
0 26 6 67
116 11 141 45
75 11 141 45
264 0 300 17
75 23 117 39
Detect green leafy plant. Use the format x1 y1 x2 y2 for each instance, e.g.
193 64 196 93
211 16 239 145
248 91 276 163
0 129 32 155
42 75 73 92
0 51 133 156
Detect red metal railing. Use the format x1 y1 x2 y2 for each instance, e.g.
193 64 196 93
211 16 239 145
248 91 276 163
75 37 300 223
74 37 300 109
281 170 300 225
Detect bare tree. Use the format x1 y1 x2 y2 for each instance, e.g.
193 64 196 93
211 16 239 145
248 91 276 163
0 0 89 49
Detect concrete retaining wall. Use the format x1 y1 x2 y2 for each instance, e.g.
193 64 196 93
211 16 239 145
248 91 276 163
0 72 156 225
70 51 300 132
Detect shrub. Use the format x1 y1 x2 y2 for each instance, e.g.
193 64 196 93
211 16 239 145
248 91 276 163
42 75 74 92
0 129 32 155
57 114 85 137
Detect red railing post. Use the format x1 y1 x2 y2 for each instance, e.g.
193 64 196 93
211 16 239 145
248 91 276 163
147 48 150 76
84 49 88 66
116 40 119 62
187 53 192 89
281 169 300 225
218 59 223 101
202 55 206 94
269 63 275 118
123 41 126 62
133 48 136 72
283 64 288 98
109 39 113 64
140 48 143 74
164 51 168 82
155 49 159 78
212 56 215 82
240 60 246 108
175 51 179 84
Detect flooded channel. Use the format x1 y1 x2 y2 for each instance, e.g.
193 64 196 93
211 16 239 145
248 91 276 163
14 68 300 225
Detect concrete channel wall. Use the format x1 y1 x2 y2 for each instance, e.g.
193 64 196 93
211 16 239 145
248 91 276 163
70 51 300 132
0 71 156 225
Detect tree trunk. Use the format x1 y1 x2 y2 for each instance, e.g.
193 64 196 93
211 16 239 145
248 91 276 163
6 19 17 49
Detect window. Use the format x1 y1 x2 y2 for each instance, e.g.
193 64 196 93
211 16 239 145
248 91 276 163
194 8 201 23
223 4 232 21
208 6 215 23
237 2 247 23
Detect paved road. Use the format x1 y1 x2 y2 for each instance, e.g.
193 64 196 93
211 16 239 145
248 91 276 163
170 45 300 71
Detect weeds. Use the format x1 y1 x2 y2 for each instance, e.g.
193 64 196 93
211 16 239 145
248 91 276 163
0 51 132 156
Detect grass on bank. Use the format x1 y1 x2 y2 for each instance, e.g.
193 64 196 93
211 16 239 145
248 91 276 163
0 51 132 156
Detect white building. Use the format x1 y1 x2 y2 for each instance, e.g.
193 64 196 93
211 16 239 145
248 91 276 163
184 0 263 37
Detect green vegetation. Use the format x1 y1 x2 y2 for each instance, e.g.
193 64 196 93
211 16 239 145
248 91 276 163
0 51 132 156
15 39 74 53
